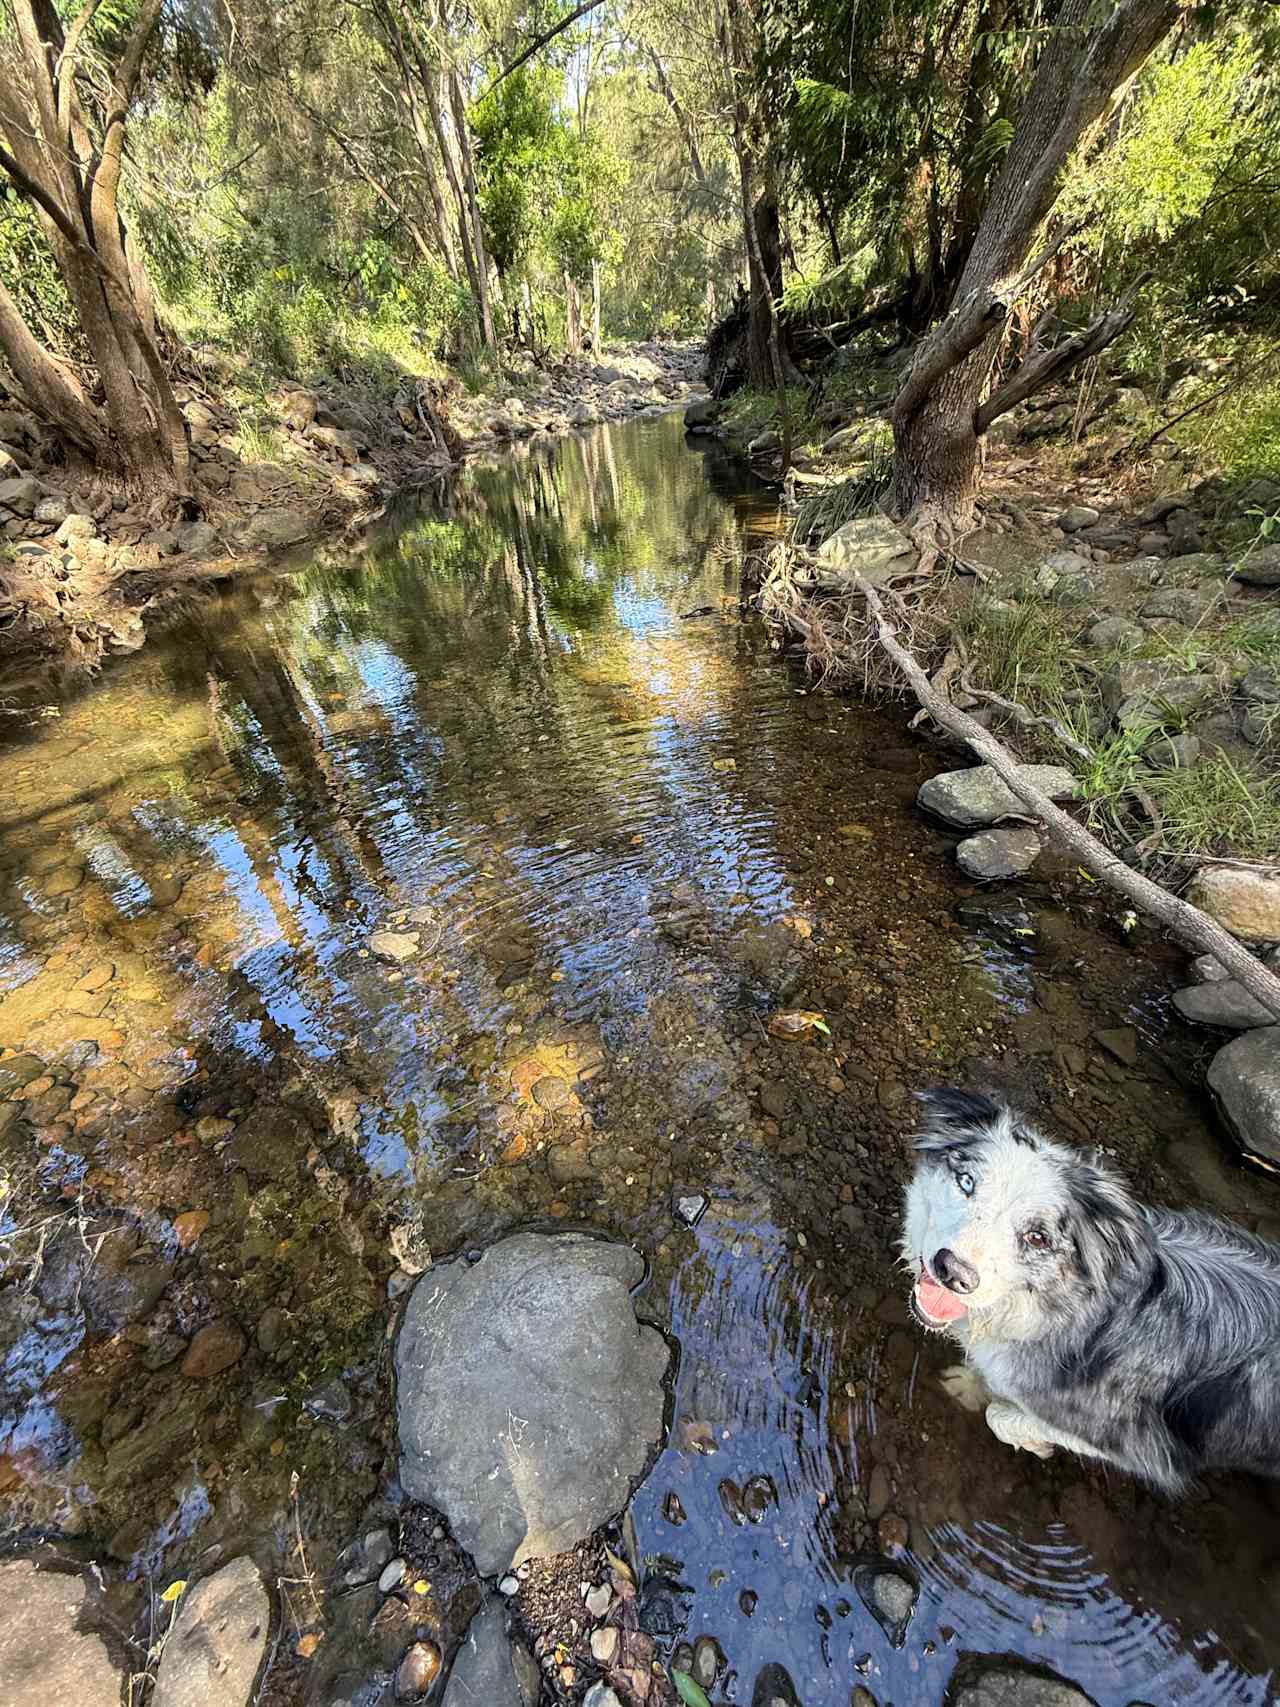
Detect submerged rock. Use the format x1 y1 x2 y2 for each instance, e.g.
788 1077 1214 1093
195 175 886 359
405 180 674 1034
1207 1026 1280 1163
152 1557 270 1707
918 764 1076 829
945 1659 1100 1707
369 929 420 962
442 1598 534 1706
396 1231 669 1575
0 1560 121 1707
1187 868 1280 944
955 825 1042 880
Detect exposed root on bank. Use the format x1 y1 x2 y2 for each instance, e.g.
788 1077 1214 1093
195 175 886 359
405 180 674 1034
757 538 949 693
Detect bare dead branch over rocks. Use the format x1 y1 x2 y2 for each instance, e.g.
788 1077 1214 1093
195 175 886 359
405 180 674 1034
851 569 1280 1022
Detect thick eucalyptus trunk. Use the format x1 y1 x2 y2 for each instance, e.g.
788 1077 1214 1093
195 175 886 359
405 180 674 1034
891 0 1180 545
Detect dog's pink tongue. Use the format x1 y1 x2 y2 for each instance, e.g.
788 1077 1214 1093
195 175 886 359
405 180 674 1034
917 1273 968 1322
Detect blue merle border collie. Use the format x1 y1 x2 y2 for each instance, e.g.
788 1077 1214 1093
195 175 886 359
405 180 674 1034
902 1088 1280 1493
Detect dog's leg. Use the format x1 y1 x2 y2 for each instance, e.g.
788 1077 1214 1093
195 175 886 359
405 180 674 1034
985 1399 1057 1460
939 1364 990 1413
986 1400 1107 1465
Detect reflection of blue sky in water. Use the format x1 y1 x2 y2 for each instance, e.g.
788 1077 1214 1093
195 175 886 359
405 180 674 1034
631 1211 1272 1707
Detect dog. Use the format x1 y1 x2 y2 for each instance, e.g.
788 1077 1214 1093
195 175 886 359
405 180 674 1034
902 1087 1280 1493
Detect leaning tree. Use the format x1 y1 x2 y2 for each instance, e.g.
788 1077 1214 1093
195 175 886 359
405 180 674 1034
0 0 190 494
890 0 1183 559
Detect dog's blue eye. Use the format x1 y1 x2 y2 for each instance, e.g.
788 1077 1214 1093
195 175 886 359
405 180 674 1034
956 1171 975 1196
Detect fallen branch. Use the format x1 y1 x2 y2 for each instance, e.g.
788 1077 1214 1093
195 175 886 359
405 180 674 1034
852 569 1280 1020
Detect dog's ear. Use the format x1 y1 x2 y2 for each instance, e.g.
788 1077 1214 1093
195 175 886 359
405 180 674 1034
913 1086 1007 1152
1063 1153 1147 1288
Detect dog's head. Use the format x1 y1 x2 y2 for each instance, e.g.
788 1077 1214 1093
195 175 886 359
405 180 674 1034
902 1088 1145 1341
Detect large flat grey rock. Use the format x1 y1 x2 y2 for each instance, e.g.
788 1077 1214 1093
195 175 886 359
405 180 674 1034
151 1557 270 1707
442 1596 535 1706
918 764 1077 829
397 1232 670 1576
0 1561 121 1707
816 515 917 581
1208 1027 1280 1163
1173 980 1277 1031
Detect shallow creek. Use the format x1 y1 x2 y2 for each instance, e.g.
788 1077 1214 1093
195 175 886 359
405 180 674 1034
0 411 1277 1705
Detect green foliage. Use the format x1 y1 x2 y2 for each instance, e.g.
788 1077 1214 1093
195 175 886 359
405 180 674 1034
0 189 81 360
471 67 626 287
1197 373 1280 479
1065 40 1256 248
1144 751 1280 859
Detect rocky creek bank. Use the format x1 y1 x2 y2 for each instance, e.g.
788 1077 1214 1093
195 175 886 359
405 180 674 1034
0 1231 1151 1707
0 342 700 670
684 351 1280 1173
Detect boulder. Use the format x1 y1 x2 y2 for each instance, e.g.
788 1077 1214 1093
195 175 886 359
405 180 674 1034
955 826 1042 880
1186 867 1280 944
1207 1027 1280 1163
1145 732 1201 771
32 495 69 528
152 1557 270 1707
1114 673 1217 732
396 1231 670 1576
918 764 1077 829
244 509 309 551
1057 505 1100 532
309 424 362 465
683 396 718 431
1232 545 1280 587
0 1560 121 1707
442 1597 536 1707
946 1662 1099 1707
822 421 879 456
279 389 318 430
0 475 41 517
748 428 780 455
1172 981 1277 1031
816 515 917 582
1085 616 1144 652
178 519 219 555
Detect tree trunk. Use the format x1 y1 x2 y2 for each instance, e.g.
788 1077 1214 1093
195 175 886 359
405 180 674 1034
448 70 497 351
0 0 187 492
891 0 1180 542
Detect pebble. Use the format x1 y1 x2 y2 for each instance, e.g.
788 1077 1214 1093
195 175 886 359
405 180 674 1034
871 1570 916 1626
531 1074 571 1110
675 1192 708 1226
590 1626 619 1664
878 1511 909 1552
379 1558 407 1593
692 1634 721 1687
499 1573 519 1596
369 929 420 963
584 1582 612 1618
583 1686 623 1707
181 1320 246 1378
395 1640 441 1699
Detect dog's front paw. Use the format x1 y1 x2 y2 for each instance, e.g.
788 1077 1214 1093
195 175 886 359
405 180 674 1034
986 1399 1055 1460
939 1364 989 1413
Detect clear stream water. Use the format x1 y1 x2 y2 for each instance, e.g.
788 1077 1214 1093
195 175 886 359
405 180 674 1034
0 410 1277 1705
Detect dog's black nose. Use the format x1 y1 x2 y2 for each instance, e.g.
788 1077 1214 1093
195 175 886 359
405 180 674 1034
932 1247 978 1294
